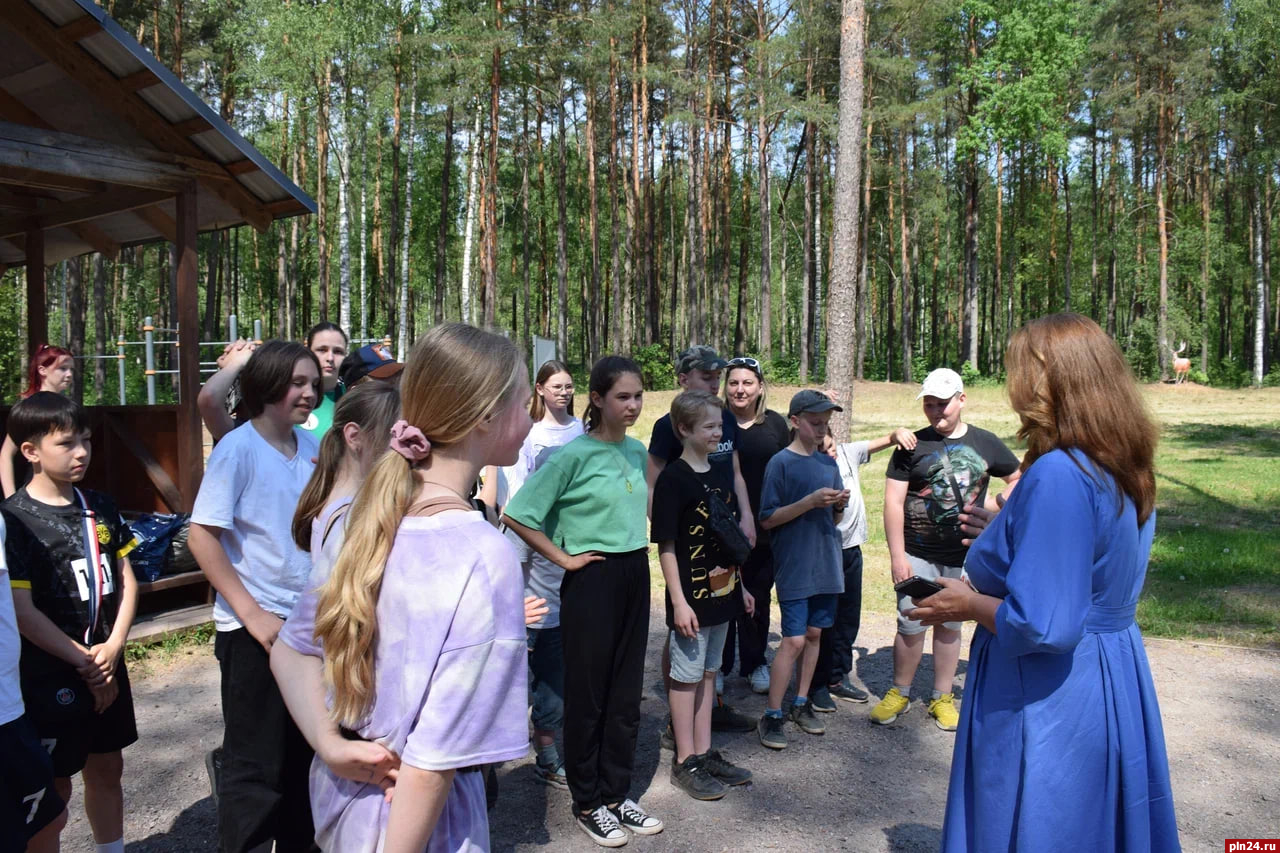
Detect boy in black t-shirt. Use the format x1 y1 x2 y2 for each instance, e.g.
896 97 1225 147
873 369 1020 732
4 393 138 853
652 391 755 801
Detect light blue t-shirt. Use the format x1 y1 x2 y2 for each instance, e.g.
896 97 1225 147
191 422 318 631
759 448 844 600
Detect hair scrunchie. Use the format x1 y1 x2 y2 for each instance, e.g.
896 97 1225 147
389 419 431 464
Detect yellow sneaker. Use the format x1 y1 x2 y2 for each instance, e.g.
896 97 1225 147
929 693 960 731
869 687 910 725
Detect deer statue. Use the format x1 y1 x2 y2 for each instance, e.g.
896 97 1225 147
1170 342 1191 385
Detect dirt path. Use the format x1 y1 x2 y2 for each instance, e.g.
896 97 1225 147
65 605 1278 852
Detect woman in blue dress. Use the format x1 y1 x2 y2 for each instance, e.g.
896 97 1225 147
908 312 1180 853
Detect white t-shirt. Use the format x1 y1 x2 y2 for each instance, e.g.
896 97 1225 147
834 441 872 549
191 422 319 632
0 516 24 725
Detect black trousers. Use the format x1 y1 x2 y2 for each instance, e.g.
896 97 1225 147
214 628 317 853
816 546 864 686
559 550 649 813
721 541 775 677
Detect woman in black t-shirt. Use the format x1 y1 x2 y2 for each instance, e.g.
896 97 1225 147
720 357 790 691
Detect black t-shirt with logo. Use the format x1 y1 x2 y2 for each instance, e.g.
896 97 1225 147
885 425 1020 567
651 459 744 630
3 488 137 679
648 409 739 480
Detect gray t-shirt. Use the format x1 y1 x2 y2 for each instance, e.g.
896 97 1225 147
833 441 872 549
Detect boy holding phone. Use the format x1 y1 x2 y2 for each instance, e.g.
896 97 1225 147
875 369 1020 731
755 390 849 750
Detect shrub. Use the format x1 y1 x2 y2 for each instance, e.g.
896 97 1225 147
632 343 674 391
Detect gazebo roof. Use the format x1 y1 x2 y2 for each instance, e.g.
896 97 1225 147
0 0 315 269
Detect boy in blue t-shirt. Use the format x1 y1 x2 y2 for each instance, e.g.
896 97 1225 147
755 390 849 750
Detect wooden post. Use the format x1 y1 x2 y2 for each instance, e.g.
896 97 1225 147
174 185 202 509
25 227 45 355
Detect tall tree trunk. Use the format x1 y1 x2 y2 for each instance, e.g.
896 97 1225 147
389 18 404 337
1106 128 1119 336
755 0 772 358
1155 81 1170 379
434 103 455 325
1063 162 1073 310
994 139 1003 354
827 0 866 440
338 75 352 333
960 13 980 369
608 33 623 353
898 129 912 382
93 254 107 403
316 59 331 321
586 83 602 363
460 108 482 326
800 118 814 384
520 90 532 351
1254 185 1266 386
856 111 872 378
1199 142 1211 373
359 107 368 339
398 70 417 356
556 82 570 360
482 0 502 329
67 257 85 404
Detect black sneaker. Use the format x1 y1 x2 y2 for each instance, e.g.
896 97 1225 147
789 701 826 734
829 678 870 703
204 747 221 809
576 806 628 847
702 749 752 786
710 701 756 733
757 713 788 750
670 754 727 800
608 799 664 835
660 719 675 751
809 686 837 713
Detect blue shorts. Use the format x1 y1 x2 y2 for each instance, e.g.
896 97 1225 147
779 593 838 637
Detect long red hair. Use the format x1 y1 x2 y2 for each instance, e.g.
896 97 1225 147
1005 313 1158 523
24 344 72 399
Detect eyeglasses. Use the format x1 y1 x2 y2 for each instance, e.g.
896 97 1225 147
727 357 761 371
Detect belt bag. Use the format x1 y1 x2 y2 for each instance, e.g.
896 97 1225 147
702 485 752 566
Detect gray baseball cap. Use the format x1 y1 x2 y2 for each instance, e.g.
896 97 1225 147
788 389 843 417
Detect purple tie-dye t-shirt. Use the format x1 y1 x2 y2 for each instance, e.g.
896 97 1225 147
279 508 529 852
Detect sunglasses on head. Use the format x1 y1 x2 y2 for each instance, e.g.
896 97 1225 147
727 356 761 371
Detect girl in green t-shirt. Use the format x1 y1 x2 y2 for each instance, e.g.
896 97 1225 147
502 356 664 847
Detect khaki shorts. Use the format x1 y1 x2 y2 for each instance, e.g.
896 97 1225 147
897 554 964 635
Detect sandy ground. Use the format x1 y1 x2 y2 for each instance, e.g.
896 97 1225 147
63 604 1279 853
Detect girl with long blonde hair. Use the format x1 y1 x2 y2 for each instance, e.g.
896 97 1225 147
306 323 533 852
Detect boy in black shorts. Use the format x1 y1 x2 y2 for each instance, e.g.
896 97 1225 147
4 392 138 853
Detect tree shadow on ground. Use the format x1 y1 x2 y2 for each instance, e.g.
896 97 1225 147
1163 422 1280 457
124 796 217 851
854 642 969 700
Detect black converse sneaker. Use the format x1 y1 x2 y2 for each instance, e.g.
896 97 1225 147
608 799 664 835
576 805 628 847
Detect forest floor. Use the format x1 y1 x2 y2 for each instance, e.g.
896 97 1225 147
69 605 1279 852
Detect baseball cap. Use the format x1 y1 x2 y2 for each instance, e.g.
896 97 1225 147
675 344 729 375
788 389 843 417
916 368 964 400
338 343 403 389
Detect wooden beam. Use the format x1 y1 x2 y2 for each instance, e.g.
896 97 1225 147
104 412 185 511
0 120 227 192
71 221 118 257
25 227 44 354
265 198 306 216
117 69 159 92
0 188 170 240
174 185 202 506
133 204 175 243
56 16 102 44
0 4 274 231
0 87 48 127
170 116 212 137
224 159 261 176
0 166 107 195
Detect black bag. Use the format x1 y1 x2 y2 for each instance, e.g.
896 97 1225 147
702 485 752 566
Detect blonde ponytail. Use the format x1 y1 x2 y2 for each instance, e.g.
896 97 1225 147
314 322 523 726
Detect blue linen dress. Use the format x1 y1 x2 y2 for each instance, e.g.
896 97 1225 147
941 449 1180 852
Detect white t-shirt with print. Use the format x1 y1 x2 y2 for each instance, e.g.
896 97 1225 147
834 441 872 550
191 422 318 632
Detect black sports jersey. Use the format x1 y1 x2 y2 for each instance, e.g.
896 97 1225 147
3 488 136 679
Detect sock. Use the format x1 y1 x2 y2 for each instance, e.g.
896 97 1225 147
895 684 911 699
793 695 808 706
96 841 124 853
765 707 784 719
535 742 558 766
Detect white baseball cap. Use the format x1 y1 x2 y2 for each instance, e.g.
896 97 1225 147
917 368 964 400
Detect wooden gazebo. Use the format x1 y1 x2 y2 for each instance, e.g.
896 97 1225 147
0 0 314 514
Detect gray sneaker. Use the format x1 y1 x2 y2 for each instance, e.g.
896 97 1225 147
829 678 870 703
670 754 727 801
809 685 837 713
757 713 788 750
789 701 826 735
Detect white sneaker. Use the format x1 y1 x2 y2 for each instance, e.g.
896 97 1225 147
608 799 664 835
714 671 724 696
749 664 771 694
577 805 628 847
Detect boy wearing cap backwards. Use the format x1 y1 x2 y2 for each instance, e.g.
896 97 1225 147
647 345 758 737
873 368 1020 731
336 343 404 391
755 390 849 750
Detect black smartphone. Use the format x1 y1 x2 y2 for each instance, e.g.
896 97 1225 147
894 576 944 599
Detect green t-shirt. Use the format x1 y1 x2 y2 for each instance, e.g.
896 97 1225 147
300 389 339 438
504 434 649 555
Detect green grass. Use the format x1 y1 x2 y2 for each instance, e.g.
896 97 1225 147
124 622 216 672
624 381 1280 649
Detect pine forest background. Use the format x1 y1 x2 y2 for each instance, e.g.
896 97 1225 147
3 0 1279 406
